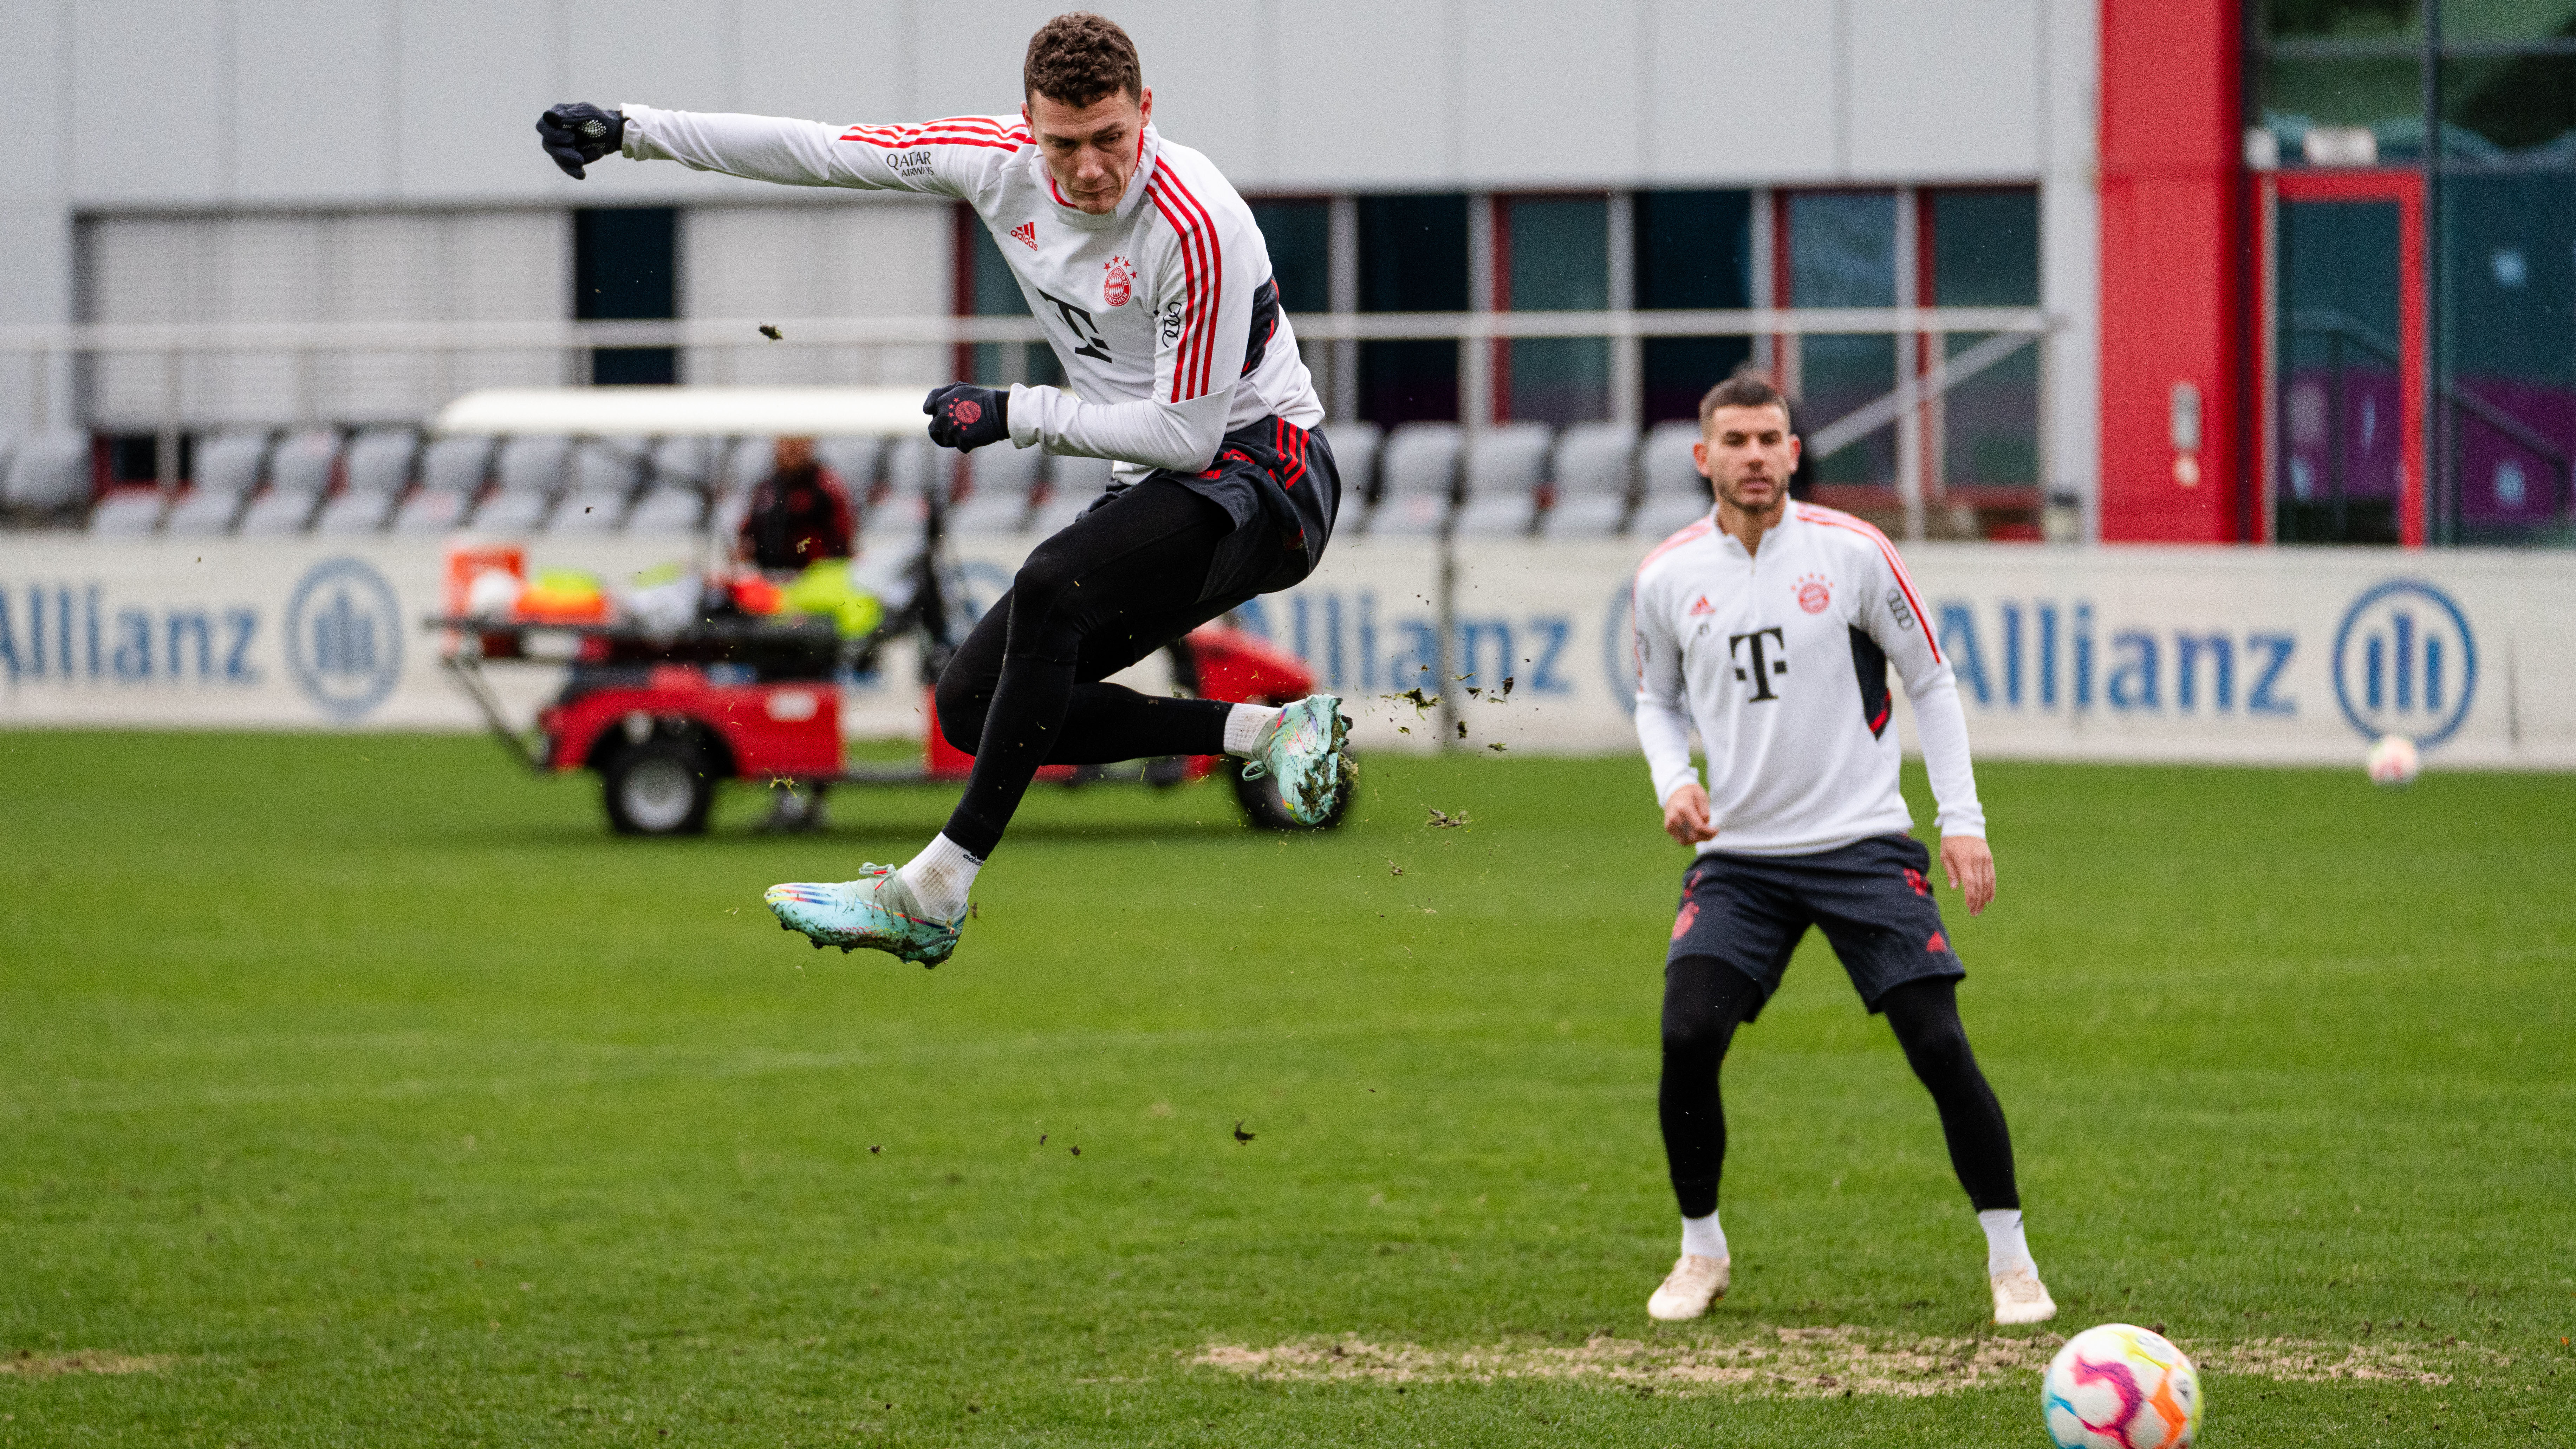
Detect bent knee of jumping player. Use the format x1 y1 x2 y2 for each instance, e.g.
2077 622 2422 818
932 669 990 755
999 542 1095 663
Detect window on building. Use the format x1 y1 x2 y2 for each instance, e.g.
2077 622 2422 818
1926 188 2042 489
1498 195 1610 425
2252 0 2425 163
575 207 678 386
2438 171 2576 541
1358 194 1469 424
1787 191 1898 484
1250 200 1332 315
1635 190 1754 422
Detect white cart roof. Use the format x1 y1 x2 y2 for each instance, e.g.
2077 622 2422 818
432 386 931 438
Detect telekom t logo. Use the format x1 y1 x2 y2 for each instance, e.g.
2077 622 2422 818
1728 627 1787 701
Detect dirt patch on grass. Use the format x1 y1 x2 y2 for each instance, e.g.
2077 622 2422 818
1195 1328 2486 1398
2 1350 175 1379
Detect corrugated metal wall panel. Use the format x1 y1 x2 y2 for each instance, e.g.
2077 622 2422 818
79 209 572 428
682 202 949 388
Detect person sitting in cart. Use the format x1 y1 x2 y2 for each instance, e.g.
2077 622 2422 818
736 436 856 573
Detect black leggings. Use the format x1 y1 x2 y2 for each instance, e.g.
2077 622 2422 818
1658 961 2018 1219
933 479 1250 858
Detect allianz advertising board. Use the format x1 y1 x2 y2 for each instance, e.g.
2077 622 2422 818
1 534 2570 769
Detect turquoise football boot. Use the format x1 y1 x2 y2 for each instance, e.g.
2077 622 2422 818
1241 693 1353 827
764 864 964 968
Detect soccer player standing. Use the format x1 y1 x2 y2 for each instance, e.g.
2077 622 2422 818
535 13 1350 967
1629 375 2054 1327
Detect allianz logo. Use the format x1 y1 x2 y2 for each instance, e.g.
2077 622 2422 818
1237 590 1578 696
1930 579 2477 747
1930 601 2299 716
0 583 261 685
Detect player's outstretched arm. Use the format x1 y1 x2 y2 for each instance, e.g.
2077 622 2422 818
537 102 998 197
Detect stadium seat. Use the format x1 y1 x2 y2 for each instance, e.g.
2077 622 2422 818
313 430 419 534
236 430 343 535
468 435 571 534
626 483 708 535
390 435 493 534
1451 422 1553 537
1628 420 1713 538
813 436 883 511
1367 423 1463 537
1541 422 1638 539
867 437 952 557
162 431 275 536
87 487 170 535
548 441 643 534
1026 454 1114 536
950 444 1043 535
3 430 93 518
1319 421 1382 508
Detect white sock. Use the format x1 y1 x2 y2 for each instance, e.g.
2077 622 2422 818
896 834 981 919
1680 1210 1728 1261
1978 1208 2034 1275
1222 702 1284 758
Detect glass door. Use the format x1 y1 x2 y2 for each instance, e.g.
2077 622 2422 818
2264 171 2425 546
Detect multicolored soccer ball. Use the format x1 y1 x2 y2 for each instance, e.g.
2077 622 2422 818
2366 733 2421 787
2043 1323 2202 1449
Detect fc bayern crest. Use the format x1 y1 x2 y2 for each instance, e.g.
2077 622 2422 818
1795 574 1833 614
1103 255 1134 307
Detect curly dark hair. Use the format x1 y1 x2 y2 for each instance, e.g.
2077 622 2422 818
1023 12 1143 108
1698 372 1795 433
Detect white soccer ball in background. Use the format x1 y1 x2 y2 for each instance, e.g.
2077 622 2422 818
2043 1323 2201 1449
2366 733 2421 787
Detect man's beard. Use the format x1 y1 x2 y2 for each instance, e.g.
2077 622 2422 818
1717 475 1784 515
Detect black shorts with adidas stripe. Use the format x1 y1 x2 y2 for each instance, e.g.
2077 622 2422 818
1665 833 1965 1019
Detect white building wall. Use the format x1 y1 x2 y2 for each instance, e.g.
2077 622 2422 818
3 0 2102 488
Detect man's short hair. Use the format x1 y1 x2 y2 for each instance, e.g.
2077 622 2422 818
1698 373 1795 434
1024 12 1143 108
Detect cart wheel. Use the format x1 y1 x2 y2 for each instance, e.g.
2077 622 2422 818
1230 755 1354 832
603 738 716 836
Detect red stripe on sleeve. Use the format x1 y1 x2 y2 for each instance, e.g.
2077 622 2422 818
1148 181 1214 400
1158 171 1225 398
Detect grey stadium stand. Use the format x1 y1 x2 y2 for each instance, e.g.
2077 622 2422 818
391 435 495 534
1451 422 1553 538
3 430 94 519
949 443 1042 535
1541 422 1639 539
313 430 420 534
625 437 713 535
162 431 275 536
866 437 952 557
1318 420 1381 514
86 485 170 536
236 430 343 535
548 441 643 534
470 435 572 534
1628 420 1713 539
1367 423 1464 537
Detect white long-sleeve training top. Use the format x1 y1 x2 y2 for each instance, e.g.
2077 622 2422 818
1632 501 1985 857
615 105 1323 479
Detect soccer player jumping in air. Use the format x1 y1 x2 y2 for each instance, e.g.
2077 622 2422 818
1629 375 2054 1327
535 12 1351 967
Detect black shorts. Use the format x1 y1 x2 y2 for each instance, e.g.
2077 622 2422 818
1086 416 1341 605
1665 834 1964 1019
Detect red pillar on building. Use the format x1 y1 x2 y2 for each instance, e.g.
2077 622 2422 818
2098 0 2246 542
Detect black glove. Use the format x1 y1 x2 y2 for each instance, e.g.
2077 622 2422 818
924 383 1010 452
536 103 624 179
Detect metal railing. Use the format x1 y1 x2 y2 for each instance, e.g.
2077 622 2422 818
0 306 2057 539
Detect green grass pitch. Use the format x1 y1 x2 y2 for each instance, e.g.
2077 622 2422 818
3 732 2571 1446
